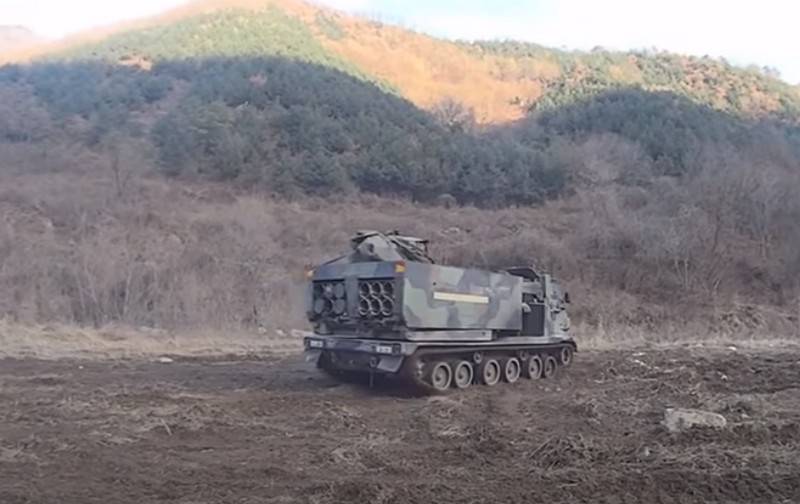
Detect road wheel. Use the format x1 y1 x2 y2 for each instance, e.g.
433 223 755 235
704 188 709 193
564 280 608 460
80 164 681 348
401 355 427 388
503 357 521 384
428 361 453 392
478 359 501 386
453 361 474 389
525 355 543 379
542 355 558 379
559 346 574 367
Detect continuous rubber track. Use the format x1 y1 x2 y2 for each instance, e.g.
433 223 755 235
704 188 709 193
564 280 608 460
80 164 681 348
399 343 576 393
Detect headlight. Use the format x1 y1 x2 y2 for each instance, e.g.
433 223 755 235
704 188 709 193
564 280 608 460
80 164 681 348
375 344 393 355
307 339 325 349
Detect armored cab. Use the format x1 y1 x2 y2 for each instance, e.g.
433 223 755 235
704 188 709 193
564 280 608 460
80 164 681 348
304 231 576 392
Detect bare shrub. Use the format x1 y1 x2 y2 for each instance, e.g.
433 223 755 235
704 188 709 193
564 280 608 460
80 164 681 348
431 97 476 133
2 135 800 342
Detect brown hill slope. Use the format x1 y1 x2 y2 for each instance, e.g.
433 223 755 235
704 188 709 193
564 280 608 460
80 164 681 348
0 0 540 122
5 0 797 124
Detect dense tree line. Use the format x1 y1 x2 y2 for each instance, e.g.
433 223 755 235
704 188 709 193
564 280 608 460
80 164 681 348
1 5 798 205
527 88 795 177
1 55 799 208
0 58 572 206
464 41 800 120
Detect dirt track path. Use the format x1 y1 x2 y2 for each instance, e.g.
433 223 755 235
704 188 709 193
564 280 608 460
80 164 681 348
1 348 799 503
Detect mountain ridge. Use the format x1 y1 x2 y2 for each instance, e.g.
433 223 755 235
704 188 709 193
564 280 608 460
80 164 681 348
2 0 798 124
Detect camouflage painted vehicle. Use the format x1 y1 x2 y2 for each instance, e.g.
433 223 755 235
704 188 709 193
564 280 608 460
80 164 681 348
304 231 576 392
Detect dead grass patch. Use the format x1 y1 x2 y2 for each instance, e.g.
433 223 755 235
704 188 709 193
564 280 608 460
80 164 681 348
0 319 304 360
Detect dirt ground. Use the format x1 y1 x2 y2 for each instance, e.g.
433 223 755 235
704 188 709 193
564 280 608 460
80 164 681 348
1 346 799 504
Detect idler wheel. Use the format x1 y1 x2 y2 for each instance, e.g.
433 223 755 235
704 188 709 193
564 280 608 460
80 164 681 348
453 361 474 389
502 357 521 384
559 346 574 367
478 359 501 386
428 361 453 392
525 355 543 379
542 355 558 379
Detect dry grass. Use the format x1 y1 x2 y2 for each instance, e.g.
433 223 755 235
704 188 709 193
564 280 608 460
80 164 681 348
1 316 795 362
0 318 305 360
576 322 800 352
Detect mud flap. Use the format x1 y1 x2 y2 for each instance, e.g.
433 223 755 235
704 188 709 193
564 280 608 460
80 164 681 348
375 355 404 374
305 349 322 364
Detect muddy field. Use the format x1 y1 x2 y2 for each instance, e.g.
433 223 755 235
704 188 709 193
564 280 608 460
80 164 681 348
1 347 799 504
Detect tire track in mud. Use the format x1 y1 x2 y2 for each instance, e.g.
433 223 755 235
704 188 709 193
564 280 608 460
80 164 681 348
0 348 798 504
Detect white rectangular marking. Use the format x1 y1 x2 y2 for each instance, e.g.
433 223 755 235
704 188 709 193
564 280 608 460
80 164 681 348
433 291 489 304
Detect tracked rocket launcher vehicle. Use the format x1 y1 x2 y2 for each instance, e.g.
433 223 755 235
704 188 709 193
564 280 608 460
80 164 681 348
304 231 576 391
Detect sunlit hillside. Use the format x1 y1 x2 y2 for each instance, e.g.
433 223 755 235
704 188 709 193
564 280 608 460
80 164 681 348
3 0 799 124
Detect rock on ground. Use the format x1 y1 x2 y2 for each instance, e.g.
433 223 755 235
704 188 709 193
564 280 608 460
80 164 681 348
663 408 728 433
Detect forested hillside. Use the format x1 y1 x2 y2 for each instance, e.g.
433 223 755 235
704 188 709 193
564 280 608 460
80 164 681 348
6 0 800 123
1 0 799 336
3 0 798 204
464 41 800 118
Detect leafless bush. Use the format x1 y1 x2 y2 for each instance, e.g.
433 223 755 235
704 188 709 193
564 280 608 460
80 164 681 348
431 97 476 133
1 134 799 341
